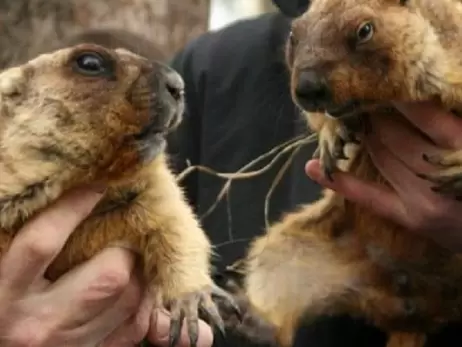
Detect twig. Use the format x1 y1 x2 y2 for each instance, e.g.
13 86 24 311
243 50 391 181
264 144 303 229
175 133 316 220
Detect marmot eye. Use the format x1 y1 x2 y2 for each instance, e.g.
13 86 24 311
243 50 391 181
356 22 374 44
74 52 108 76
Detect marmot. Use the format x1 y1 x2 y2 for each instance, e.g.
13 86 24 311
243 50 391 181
218 0 462 347
0 43 237 346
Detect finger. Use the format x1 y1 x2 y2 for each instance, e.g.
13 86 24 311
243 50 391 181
393 101 462 149
364 131 434 199
45 247 136 325
366 134 462 237
0 186 104 293
305 159 410 226
367 115 438 174
100 291 153 347
70 269 143 346
148 309 214 347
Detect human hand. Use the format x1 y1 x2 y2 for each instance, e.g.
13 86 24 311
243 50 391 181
305 101 462 251
147 309 214 347
0 187 144 347
101 307 214 347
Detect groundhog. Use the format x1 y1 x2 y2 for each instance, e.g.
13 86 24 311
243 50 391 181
0 43 238 346
216 0 462 347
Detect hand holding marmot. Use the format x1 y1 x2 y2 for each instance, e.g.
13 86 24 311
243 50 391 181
306 102 462 251
0 43 235 346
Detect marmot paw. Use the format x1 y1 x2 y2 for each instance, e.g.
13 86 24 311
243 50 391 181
314 117 361 181
417 150 462 199
167 284 240 347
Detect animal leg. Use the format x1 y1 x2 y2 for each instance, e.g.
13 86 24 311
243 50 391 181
308 112 361 180
242 200 358 347
136 156 239 346
46 155 239 347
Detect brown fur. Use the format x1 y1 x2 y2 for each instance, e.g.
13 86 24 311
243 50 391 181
46 28 167 62
218 1 462 347
0 44 236 345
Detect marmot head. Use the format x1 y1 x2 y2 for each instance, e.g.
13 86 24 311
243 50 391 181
0 43 184 216
287 0 457 117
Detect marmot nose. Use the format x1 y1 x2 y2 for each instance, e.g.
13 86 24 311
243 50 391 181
160 66 185 102
295 69 331 111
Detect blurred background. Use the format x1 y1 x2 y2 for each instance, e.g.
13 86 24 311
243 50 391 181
0 0 277 68
209 0 276 30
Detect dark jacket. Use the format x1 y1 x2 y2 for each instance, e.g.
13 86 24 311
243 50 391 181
168 7 460 347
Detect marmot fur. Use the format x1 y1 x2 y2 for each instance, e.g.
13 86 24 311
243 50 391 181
0 43 236 346
220 1 462 347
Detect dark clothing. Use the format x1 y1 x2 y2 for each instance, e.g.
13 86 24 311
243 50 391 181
169 12 318 270
272 0 309 17
168 10 461 347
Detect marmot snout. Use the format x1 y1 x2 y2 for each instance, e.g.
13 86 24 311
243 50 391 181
287 0 462 114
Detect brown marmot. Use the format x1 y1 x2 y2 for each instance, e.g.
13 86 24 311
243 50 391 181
218 0 462 347
0 43 237 346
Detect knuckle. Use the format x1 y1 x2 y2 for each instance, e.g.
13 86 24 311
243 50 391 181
93 267 131 295
21 236 58 263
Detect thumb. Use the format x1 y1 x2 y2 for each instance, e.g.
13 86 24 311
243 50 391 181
148 309 213 347
305 159 408 226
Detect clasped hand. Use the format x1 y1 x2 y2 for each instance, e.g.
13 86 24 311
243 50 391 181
307 101 462 251
0 187 213 347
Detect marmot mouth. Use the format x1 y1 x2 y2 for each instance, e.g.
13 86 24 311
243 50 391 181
325 100 362 118
133 125 167 141
132 115 179 141
131 120 171 162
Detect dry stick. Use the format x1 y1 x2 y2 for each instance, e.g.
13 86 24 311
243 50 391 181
176 133 317 220
200 140 305 220
264 144 303 229
223 144 306 276
176 134 309 182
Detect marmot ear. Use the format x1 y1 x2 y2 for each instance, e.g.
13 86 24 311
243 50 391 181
399 0 408 5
